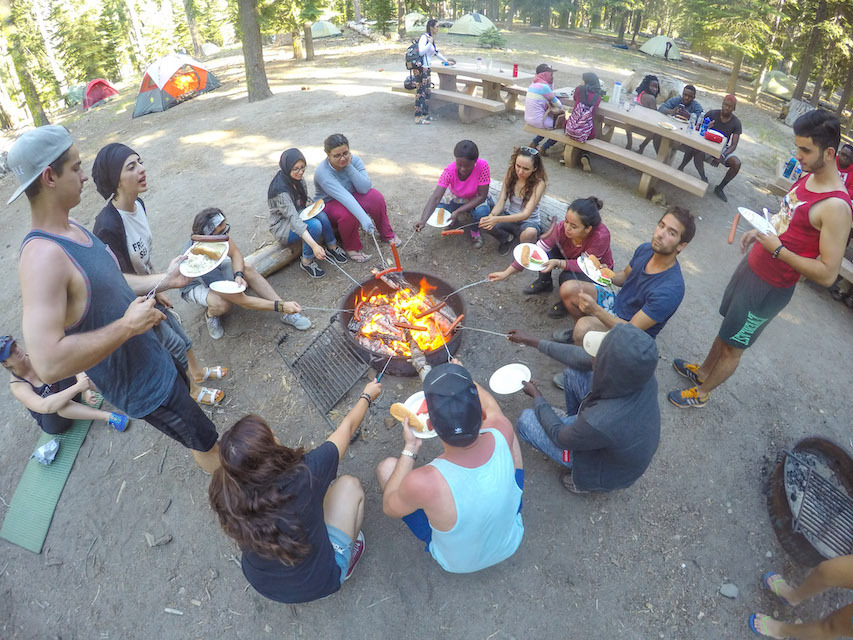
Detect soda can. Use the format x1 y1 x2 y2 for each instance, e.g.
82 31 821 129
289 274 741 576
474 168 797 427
512 63 518 77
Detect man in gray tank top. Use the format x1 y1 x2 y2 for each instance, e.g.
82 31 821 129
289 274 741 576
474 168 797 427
8 126 221 473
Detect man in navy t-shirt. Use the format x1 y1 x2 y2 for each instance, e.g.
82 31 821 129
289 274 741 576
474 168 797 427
555 207 695 346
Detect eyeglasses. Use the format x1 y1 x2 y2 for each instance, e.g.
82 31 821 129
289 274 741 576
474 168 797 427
291 165 307 174
520 146 539 156
330 150 351 160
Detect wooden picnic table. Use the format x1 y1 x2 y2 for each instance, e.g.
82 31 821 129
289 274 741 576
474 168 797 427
426 63 533 123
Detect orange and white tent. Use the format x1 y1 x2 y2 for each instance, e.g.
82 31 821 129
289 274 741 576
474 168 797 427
132 53 220 118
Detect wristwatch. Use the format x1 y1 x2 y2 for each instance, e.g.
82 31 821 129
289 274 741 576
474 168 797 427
401 449 418 461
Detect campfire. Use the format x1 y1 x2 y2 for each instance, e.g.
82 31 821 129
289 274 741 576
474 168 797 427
349 273 463 358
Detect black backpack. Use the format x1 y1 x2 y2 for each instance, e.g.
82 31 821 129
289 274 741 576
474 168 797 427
405 39 422 70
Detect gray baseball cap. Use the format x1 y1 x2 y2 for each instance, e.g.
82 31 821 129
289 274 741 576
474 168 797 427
7 125 74 204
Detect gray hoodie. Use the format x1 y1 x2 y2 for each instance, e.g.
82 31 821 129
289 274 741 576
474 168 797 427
533 323 660 492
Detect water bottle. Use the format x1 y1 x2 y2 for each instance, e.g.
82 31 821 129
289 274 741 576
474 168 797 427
613 81 622 106
476 57 482 71
782 151 797 178
486 55 493 70
699 117 710 136
687 113 697 134
793 163 802 180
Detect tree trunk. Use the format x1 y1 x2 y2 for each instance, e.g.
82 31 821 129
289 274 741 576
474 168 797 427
726 49 744 95
397 0 405 38
353 0 362 22
303 24 315 60
237 0 272 101
291 30 304 60
125 0 148 69
631 10 641 43
558 8 568 29
9 42 50 126
792 0 826 102
616 11 626 43
809 66 825 107
836 62 853 116
31 0 67 94
505 0 516 28
183 0 204 59
542 0 550 29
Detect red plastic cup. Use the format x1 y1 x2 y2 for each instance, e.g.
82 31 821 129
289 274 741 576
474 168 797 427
512 63 518 77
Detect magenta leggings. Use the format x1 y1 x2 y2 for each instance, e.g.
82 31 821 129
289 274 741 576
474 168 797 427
323 188 395 252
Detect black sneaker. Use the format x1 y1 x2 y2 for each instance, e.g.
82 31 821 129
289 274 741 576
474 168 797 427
714 185 728 202
327 245 349 264
301 261 325 278
524 277 553 295
551 328 573 343
497 235 515 256
547 302 569 318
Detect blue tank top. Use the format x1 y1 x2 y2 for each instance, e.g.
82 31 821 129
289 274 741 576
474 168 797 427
427 426 524 573
21 223 176 417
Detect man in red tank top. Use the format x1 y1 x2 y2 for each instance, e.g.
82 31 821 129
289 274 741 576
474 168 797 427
668 111 853 408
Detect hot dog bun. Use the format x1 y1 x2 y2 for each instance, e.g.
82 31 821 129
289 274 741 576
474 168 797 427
436 208 445 225
390 403 425 432
599 267 615 280
191 245 224 260
308 199 324 217
521 245 531 267
587 254 601 268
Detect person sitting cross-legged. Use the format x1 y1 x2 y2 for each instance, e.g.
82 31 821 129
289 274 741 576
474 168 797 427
376 362 524 573
554 207 694 346
510 324 660 494
677 94 743 202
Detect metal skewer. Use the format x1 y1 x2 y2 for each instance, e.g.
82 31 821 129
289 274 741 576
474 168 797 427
370 233 387 269
327 259 365 289
376 353 394 381
146 255 187 299
442 278 491 300
300 306 355 313
438 327 453 361
397 228 418 253
457 326 509 337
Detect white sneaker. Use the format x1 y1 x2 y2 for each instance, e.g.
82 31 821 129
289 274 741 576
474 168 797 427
281 313 311 330
205 314 224 340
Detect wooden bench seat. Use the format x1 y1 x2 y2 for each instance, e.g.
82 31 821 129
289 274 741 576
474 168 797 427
393 85 505 123
840 257 853 285
524 124 709 198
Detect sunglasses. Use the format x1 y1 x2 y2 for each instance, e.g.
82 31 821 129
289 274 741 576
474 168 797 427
520 146 539 156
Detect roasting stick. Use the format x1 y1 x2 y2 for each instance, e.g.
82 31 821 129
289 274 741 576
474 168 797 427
146 255 187 299
437 326 453 362
376 353 394 382
441 278 491 301
327 258 365 289
457 326 509 338
300 306 355 313
397 228 418 253
370 233 387 269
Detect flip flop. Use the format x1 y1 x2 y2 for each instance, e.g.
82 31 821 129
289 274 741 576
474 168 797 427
762 571 793 606
195 386 224 406
748 613 776 637
347 251 373 263
195 366 228 382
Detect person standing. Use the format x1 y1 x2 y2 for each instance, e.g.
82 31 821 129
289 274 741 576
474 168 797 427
669 111 853 408
677 94 743 202
8 125 221 472
414 19 455 125
92 142 227 405
376 362 524 573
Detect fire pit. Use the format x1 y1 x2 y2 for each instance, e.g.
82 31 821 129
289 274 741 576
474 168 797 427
339 270 466 377
767 437 853 566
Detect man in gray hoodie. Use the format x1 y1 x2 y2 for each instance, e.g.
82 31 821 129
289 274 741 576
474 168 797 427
509 324 660 493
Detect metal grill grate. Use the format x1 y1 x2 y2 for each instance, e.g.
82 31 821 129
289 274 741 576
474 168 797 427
793 469 853 557
276 323 370 428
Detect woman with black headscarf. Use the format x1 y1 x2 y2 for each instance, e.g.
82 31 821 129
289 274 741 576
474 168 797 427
268 148 349 278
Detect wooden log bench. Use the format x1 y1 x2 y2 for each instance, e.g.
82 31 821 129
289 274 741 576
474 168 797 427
391 85 505 123
244 238 302 278
523 124 709 198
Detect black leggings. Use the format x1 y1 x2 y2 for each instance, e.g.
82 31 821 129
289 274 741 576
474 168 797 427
39 412 74 435
535 247 594 285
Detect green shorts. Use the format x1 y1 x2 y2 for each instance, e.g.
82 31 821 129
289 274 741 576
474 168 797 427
718 258 795 349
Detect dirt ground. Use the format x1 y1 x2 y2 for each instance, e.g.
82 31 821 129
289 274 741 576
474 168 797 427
1 30 852 640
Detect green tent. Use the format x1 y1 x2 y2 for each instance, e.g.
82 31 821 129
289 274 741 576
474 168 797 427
448 12 496 36
761 70 795 101
311 21 342 38
639 35 682 61
64 84 86 107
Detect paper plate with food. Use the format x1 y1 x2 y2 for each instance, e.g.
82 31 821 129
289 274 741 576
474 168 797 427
513 243 548 271
299 199 325 221
672 113 689 123
179 241 230 278
489 363 531 395
737 207 777 236
578 253 614 286
209 280 247 295
658 120 677 130
390 391 437 439
427 207 453 228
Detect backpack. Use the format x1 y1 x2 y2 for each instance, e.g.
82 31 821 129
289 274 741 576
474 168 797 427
564 93 601 143
405 39 422 70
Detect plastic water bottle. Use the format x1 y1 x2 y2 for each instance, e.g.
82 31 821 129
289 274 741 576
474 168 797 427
613 82 622 106
486 55 493 70
782 151 797 178
687 113 697 134
793 163 802 180
476 57 482 71
699 116 710 136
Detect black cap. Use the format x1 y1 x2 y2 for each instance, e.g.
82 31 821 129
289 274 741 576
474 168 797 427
535 63 553 74
423 363 482 446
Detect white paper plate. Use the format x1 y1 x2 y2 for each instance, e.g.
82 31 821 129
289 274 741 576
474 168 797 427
512 243 548 271
402 391 438 439
658 121 676 130
577 253 612 286
209 280 247 295
737 207 777 236
179 241 229 278
299 199 325 221
426 207 453 228
672 114 689 122
489 363 531 395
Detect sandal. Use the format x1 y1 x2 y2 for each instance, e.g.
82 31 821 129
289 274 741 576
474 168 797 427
194 366 228 383
195 386 224 406
748 613 778 638
761 571 793 606
347 251 373 263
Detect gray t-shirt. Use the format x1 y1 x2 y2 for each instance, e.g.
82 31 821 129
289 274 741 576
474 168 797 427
114 200 154 275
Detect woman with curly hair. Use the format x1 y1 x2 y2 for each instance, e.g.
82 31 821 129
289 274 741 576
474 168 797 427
208 379 381 603
627 74 660 150
478 146 547 255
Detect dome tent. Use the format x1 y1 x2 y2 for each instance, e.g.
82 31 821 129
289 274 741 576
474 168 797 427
311 21 342 38
639 35 682 61
760 70 795 101
82 79 119 110
404 12 426 31
132 53 220 118
448 12 496 36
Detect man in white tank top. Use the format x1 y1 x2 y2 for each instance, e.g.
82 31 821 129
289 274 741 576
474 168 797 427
376 362 525 573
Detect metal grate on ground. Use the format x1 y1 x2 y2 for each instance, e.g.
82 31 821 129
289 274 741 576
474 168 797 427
276 323 371 428
794 469 853 557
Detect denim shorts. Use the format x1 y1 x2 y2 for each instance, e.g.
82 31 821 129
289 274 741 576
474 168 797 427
326 524 353 584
